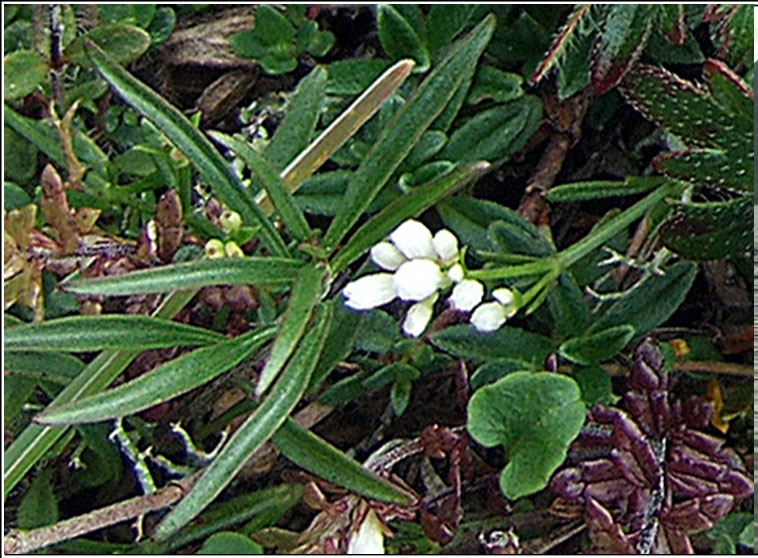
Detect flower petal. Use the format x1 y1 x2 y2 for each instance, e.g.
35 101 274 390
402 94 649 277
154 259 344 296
447 263 465 283
370 241 406 271
449 279 484 311
347 509 386 555
343 273 396 310
393 259 444 301
402 294 437 337
390 219 436 260
470 301 507 332
432 229 459 263
493 287 519 317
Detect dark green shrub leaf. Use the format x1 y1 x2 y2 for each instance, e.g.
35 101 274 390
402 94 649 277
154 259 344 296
547 272 590 339
229 5 297 75
487 217 555 259
559 325 635 365
3 49 48 100
6 315 223 353
4 126 38 184
467 65 524 105
470 358 535 390
5 351 85 386
391 378 413 416
431 325 557 366
706 512 754 554
355 309 401 354
18 468 58 529
197 532 263 554
326 59 392 95
426 5 477 58
363 362 420 391
546 177 667 203
572 365 617 406
467 372 586 499
377 4 430 72
67 23 151 66
591 261 697 338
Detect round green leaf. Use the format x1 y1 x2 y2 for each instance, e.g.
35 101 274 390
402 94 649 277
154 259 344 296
197 532 263 554
559 324 636 365
66 23 151 67
4 49 48 100
467 372 586 500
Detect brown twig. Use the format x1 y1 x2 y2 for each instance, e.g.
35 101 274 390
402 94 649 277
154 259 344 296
599 360 752 379
4 475 199 554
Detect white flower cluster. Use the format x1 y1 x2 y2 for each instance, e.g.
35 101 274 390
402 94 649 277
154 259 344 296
343 219 519 336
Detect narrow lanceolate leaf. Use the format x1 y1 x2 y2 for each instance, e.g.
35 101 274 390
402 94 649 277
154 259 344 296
35 327 275 425
62 257 303 296
272 418 413 505
153 304 332 540
83 40 288 257
330 161 490 273
210 132 313 242
279 59 414 195
546 177 667 203
322 15 496 252
5 352 86 386
5 315 222 353
5 289 196 499
255 265 326 396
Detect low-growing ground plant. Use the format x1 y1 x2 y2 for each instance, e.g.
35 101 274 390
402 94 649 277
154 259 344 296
3 5 753 554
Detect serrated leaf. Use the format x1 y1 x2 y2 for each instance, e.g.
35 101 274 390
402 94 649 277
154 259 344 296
659 194 752 260
323 15 496 251
591 261 697 338
330 161 489 273
84 39 288 257
256 265 326 396
36 327 275 425
440 96 542 163
153 303 332 540
3 49 48 100
559 324 635 365
431 324 557 366
377 4 430 72
62 257 303 296
467 372 586 499
6 315 223 353
272 418 412 505
197 532 263 554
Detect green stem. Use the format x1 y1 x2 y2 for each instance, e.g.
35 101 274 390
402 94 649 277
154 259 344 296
467 258 555 281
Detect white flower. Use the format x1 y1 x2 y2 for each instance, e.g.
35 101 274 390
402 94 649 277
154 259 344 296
389 219 437 260
344 273 396 310
493 287 519 317
449 279 484 311
347 509 385 555
393 259 444 301
402 294 437 337
447 263 464 283
370 241 406 271
432 229 459 264
470 301 508 332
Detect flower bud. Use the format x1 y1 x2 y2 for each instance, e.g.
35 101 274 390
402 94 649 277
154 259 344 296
224 241 244 258
219 210 243 232
432 229 459 264
205 238 225 259
470 301 507 332
402 294 437 337
447 263 465 283
449 279 484 311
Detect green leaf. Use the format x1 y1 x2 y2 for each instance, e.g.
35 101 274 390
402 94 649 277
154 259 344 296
66 23 151 67
354 309 401 353
3 49 48 100
546 177 667 203
377 4 430 72
470 358 536 390
5 352 85 386
431 325 557 366
323 15 496 251
487 217 555 259
307 299 362 393
197 532 263 554
467 372 586 499
272 418 412 505
153 303 332 540
210 132 313 242
5 376 37 425
426 5 476 58
326 59 392 95
18 468 58 529
440 96 542 163
547 272 590 339
256 265 326 396
572 365 617 406
330 161 489 273
35 328 275 425
591 261 697 338
706 512 754 554
62 257 303 296
363 362 420 391
466 65 524 105
5 315 223 353
84 39 288 257
4 289 196 498
229 5 296 75
390 378 413 416
559 325 635 365
4 181 33 209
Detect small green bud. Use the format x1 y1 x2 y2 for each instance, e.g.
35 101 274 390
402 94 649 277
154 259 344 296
224 241 244 258
219 210 242 232
205 239 225 259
